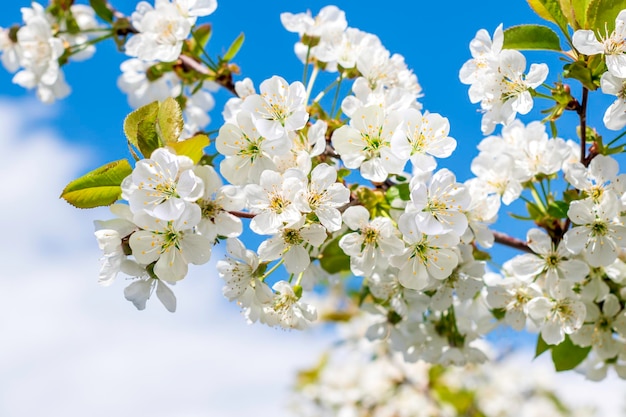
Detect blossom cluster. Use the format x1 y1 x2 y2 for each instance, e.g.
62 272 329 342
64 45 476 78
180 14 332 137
5 0 626 382
460 24 548 134
291 315 595 417
0 2 100 102
117 0 218 137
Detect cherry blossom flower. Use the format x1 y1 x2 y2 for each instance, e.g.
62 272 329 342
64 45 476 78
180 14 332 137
408 168 470 236
257 218 327 274
13 4 70 103
130 207 212 282
391 109 456 173
193 165 244 243
600 71 626 130
573 10 626 77
121 148 204 221
563 194 626 267
216 110 290 185
242 75 308 140
339 205 404 277
126 0 193 62
390 213 459 290
332 105 404 182
245 169 305 235
293 163 350 232
527 296 586 345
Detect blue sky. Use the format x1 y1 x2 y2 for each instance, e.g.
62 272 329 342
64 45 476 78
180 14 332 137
1 1 625 416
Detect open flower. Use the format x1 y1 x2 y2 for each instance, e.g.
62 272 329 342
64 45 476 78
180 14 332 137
573 10 626 77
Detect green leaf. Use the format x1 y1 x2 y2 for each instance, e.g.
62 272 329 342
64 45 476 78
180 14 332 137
223 33 244 61
551 335 592 371
503 24 562 51
319 237 350 274
123 101 162 159
572 0 593 28
547 200 570 218
563 60 598 90
526 0 570 32
60 159 133 208
385 183 410 202
89 0 114 23
168 134 210 163
535 334 552 357
587 0 626 33
190 23 212 56
158 97 184 143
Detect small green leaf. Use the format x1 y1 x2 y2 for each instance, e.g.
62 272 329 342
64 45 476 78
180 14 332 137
190 23 212 56
385 183 410 202
535 334 552 357
223 33 245 61
526 0 569 32
124 101 159 153
572 0 593 28
547 201 570 218
319 237 350 274
89 0 114 23
158 97 184 143
587 0 626 33
137 118 162 159
563 61 598 90
168 134 210 163
551 335 592 371
503 24 562 51
124 101 162 159
61 159 133 208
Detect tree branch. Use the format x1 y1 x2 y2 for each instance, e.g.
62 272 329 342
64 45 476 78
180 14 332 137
492 231 532 253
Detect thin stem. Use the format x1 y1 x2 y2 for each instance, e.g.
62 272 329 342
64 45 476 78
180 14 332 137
330 73 344 117
312 75 342 104
493 231 532 253
528 183 546 213
305 65 320 103
191 29 217 70
261 259 284 281
606 129 626 147
68 31 113 54
579 86 589 165
229 210 255 219
302 45 312 85
295 271 304 287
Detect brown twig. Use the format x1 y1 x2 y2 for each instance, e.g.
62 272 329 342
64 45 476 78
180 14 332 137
492 231 532 253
